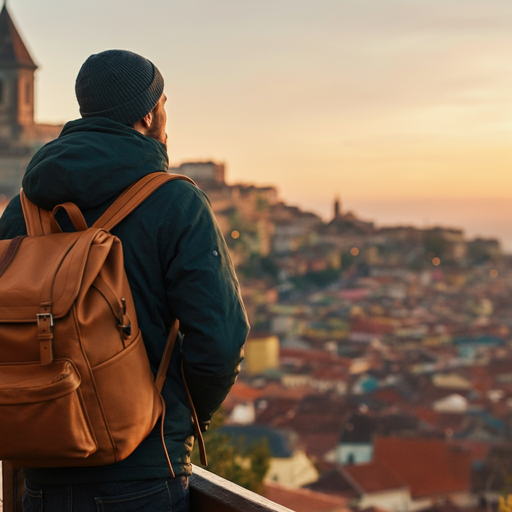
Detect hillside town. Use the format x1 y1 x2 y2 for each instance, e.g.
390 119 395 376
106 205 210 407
0 2 510 512
173 161 512 512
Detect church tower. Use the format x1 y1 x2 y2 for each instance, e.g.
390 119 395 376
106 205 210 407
333 195 341 221
0 0 37 140
0 1 62 197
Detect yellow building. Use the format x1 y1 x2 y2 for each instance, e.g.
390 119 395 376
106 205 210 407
244 334 279 375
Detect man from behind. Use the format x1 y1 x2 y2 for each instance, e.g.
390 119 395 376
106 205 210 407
0 49 249 512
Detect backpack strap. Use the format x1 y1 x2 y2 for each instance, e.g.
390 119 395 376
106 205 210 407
92 172 207 466
93 173 196 231
20 190 52 236
181 359 208 466
155 322 208 467
155 319 181 393
101 173 207 466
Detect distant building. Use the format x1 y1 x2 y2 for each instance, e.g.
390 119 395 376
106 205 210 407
220 425 319 488
244 333 280 375
335 413 375 465
169 161 225 187
468 237 501 261
333 196 341 221
313 436 473 511
0 2 62 196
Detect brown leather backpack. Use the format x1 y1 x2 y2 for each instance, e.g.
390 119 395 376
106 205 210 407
0 172 206 474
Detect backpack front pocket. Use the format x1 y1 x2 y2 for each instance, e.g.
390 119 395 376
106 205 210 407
0 359 97 461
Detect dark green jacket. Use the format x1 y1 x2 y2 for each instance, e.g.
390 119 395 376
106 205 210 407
0 117 249 485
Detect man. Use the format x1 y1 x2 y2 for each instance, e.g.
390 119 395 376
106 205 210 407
0 50 249 511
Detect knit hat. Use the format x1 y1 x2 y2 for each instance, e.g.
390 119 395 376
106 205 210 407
75 49 164 126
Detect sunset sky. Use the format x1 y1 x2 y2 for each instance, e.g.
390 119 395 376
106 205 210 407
11 0 512 249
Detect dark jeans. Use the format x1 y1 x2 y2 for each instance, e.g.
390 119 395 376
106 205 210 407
23 476 189 512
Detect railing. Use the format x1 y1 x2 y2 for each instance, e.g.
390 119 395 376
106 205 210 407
1 462 295 512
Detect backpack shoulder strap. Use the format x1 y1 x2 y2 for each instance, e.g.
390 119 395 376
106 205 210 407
20 190 52 236
93 173 196 231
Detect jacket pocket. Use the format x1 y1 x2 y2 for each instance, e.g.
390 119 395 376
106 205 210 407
0 359 97 461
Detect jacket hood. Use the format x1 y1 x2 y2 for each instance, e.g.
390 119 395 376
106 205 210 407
22 117 169 210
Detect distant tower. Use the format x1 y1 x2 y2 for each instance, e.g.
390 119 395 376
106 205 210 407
333 196 341 221
0 0 37 140
0 1 62 197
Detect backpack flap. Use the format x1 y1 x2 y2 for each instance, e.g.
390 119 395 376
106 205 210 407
0 228 113 365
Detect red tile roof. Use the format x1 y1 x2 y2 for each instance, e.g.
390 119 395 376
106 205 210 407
259 382 316 400
342 462 408 494
371 387 410 406
373 437 471 498
264 482 351 512
227 380 264 402
413 407 440 426
361 507 395 512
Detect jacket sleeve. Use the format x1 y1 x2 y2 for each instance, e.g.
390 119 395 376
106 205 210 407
160 181 249 431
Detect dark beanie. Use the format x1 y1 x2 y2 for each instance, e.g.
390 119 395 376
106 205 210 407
75 49 164 126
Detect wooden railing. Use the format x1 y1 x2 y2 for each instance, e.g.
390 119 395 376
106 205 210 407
1 462 295 512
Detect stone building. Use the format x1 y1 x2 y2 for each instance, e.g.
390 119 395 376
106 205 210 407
0 1 62 197
169 161 225 188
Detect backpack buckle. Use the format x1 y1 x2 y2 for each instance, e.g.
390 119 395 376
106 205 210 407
37 313 54 333
118 298 131 337
118 319 132 337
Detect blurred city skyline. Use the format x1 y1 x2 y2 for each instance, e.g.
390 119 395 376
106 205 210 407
11 0 512 250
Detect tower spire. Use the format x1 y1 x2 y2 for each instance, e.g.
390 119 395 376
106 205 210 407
334 195 341 220
0 3 37 69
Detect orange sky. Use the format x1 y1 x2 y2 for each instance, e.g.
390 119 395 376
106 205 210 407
10 0 512 249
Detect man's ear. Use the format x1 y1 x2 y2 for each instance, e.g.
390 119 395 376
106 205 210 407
133 111 153 133
140 111 153 129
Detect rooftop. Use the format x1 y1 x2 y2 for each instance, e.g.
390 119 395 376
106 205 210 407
342 461 408 494
264 482 350 512
373 436 471 498
0 2 36 69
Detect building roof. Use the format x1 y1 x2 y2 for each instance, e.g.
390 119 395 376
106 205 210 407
373 436 471 498
360 507 394 512
0 3 36 69
227 380 264 402
264 482 350 512
295 432 340 462
306 467 359 498
342 462 408 494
